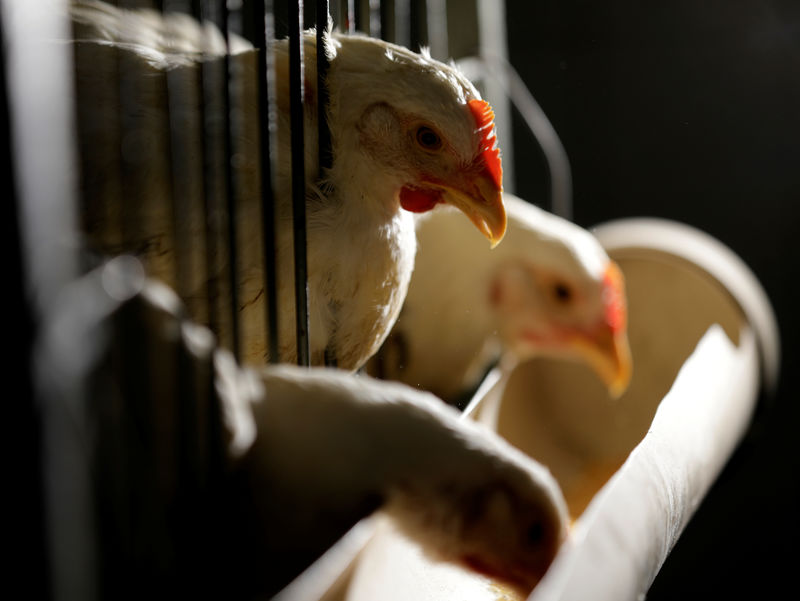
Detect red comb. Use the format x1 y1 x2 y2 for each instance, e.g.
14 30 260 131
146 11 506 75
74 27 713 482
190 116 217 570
468 99 503 189
602 263 626 333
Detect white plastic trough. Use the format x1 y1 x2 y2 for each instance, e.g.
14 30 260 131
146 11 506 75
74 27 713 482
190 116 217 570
274 218 780 601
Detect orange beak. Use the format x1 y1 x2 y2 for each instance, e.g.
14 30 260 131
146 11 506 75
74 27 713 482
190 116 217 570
434 167 506 247
569 262 632 398
570 321 632 399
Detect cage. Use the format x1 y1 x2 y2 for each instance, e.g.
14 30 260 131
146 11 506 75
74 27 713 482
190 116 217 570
6 1 794 600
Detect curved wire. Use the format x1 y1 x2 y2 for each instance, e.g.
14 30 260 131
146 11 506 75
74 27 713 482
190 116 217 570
457 55 573 221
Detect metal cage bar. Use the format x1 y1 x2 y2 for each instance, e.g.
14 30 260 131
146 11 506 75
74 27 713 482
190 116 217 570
242 0 281 362
2 3 92 600
1 6 49 600
212 0 243 360
288 0 311 365
5 1 499 598
316 0 332 174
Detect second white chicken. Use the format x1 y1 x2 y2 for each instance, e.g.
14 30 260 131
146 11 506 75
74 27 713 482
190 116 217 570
369 194 632 403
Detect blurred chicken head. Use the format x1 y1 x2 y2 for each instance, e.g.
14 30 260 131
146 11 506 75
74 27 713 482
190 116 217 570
490 258 632 398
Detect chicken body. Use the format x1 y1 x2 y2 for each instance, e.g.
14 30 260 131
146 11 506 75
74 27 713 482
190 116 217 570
55 257 566 598
70 0 506 370
221 360 568 597
369 194 631 402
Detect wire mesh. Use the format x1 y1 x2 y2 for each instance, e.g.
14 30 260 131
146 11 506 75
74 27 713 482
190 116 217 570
4 1 473 598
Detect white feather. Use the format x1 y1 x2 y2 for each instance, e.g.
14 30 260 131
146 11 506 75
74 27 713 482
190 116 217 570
77 260 568 597
369 194 615 401
224 361 568 594
69 0 498 371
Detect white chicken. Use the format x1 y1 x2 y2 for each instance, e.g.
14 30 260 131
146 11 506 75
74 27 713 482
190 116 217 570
69 0 506 370
69 257 567 597
368 194 632 403
224 361 568 597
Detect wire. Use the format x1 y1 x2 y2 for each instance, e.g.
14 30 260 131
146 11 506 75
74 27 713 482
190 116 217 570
457 55 573 221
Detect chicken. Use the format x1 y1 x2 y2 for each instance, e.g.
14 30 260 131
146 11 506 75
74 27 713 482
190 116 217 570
228 362 568 597
61 256 567 597
368 194 632 403
68 0 506 370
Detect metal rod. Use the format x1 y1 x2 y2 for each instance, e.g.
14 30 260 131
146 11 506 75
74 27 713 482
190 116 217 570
117 1 139 258
409 0 423 50
379 0 390 41
4 2 91 598
424 0 447 61
216 0 242 361
193 0 223 345
161 4 219 583
288 0 311 366
317 0 336 367
163 0 195 316
343 0 355 33
195 0 242 358
316 0 332 173
394 0 410 47
457 56 573 221
369 0 381 38
1 6 48 599
353 0 364 33
244 0 281 362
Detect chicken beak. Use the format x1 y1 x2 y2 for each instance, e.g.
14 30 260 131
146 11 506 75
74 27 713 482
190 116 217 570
571 325 633 399
572 262 632 398
439 169 507 247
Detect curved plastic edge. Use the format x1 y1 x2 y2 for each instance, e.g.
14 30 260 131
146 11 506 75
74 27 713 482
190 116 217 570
529 325 760 601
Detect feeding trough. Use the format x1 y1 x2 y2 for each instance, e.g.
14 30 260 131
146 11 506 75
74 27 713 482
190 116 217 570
274 216 780 601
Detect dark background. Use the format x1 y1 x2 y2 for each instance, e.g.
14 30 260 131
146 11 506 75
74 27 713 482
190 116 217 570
503 1 799 598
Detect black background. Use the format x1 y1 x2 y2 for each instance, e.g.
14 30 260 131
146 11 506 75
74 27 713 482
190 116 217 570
504 1 799 598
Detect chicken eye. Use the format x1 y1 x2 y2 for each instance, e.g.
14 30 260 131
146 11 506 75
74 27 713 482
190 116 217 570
415 126 442 151
553 282 573 304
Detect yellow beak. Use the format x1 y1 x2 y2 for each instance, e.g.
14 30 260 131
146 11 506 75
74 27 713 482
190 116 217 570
436 168 507 247
571 324 633 399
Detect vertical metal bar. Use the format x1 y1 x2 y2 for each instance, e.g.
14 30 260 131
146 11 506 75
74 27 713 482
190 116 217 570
379 0 391 41
330 0 348 32
369 0 381 38
288 0 310 366
0 6 48 599
317 0 338 367
490 58 573 220
193 0 241 357
0 2 81 309
244 0 281 363
162 0 209 327
316 0 332 173
408 0 423 50
210 0 242 360
117 1 140 261
394 0 410 47
160 5 225 591
345 0 355 33
353 0 365 33
2 2 92 600
425 0 447 60
190 0 222 343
